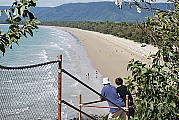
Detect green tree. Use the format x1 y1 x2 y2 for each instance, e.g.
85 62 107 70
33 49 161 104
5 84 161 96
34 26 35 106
121 0 179 119
0 0 39 55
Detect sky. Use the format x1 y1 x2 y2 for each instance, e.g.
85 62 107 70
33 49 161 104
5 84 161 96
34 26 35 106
0 0 167 7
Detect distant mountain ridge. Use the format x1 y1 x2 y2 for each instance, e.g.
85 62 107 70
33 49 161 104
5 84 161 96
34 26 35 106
0 2 173 23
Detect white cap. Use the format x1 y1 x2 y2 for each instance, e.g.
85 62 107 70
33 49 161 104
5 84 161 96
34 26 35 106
102 77 110 85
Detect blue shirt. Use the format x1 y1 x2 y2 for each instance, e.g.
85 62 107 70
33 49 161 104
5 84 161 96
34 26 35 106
101 85 125 113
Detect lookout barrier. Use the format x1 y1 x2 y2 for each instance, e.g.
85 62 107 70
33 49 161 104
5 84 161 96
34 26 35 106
0 55 129 120
0 60 59 120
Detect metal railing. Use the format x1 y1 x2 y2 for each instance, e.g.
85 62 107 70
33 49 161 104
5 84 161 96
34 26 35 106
0 55 129 120
57 55 129 120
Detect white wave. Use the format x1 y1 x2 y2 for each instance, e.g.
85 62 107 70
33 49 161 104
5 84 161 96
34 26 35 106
67 44 72 48
50 33 56 36
64 105 67 110
70 100 75 106
64 50 71 61
50 44 64 51
40 49 49 62
71 94 78 97
70 82 78 87
52 43 58 47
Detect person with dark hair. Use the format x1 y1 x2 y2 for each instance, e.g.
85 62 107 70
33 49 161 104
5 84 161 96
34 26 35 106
115 77 135 117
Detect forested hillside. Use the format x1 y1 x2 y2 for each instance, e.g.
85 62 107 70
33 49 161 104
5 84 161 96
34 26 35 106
0 2 173 23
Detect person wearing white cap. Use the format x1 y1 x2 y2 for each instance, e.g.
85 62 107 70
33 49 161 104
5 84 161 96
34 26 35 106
101 77 126 119
102 77 111 85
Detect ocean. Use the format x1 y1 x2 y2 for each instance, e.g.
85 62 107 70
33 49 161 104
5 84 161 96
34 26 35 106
0 25 107 120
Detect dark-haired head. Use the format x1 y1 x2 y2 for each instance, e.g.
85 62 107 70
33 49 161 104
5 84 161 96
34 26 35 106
115 77 123 85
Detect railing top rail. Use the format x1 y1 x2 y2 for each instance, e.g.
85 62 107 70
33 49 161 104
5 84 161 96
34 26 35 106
80 104 128 110
0 60 61 70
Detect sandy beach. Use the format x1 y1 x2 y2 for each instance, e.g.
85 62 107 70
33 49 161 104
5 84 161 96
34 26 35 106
59 27 158 84
0 24 158 84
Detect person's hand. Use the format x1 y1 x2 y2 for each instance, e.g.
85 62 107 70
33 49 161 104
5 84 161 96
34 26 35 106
100 97 106 101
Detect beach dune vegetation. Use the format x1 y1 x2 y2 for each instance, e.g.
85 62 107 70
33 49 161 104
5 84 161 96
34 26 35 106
39 21 149 44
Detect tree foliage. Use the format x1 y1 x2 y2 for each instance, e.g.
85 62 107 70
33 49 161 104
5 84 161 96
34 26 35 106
0 0 39 55
123 0 179 119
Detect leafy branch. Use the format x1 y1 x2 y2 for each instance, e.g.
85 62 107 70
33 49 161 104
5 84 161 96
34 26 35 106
0 0 39 55
115 0 179 119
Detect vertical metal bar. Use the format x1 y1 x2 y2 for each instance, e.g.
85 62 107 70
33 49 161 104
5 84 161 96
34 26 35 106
125 95 129 120
57 55 62 120
78 94 82 120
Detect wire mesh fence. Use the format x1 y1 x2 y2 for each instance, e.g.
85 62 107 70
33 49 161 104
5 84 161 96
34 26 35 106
0 61 59 120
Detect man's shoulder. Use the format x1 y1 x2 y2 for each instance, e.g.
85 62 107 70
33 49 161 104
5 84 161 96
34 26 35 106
118 85 127 88
117 85 127 90
111 85 116 89
102 85 116 90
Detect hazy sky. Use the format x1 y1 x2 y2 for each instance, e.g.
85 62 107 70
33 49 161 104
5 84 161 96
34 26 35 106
0 0 167 7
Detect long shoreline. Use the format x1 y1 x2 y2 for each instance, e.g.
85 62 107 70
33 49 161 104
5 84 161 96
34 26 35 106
58 27 158 84
1 24 158 84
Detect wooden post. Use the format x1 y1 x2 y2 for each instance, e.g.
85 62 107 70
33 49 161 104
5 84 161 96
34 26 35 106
78 94 82 120
125 95 129 120
57 55 62 120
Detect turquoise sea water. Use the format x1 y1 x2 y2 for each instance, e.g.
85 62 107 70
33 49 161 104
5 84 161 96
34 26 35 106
0 25 107 119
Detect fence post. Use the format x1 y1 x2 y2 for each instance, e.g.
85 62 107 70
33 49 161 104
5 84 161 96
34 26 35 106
125 95 129 120
57 55 62 120
78 94 82 120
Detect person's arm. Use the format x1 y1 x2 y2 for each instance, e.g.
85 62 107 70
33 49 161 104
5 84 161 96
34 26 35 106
128 92 134 105
123 86 134 105
100 88 106 101
100 97 106 101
